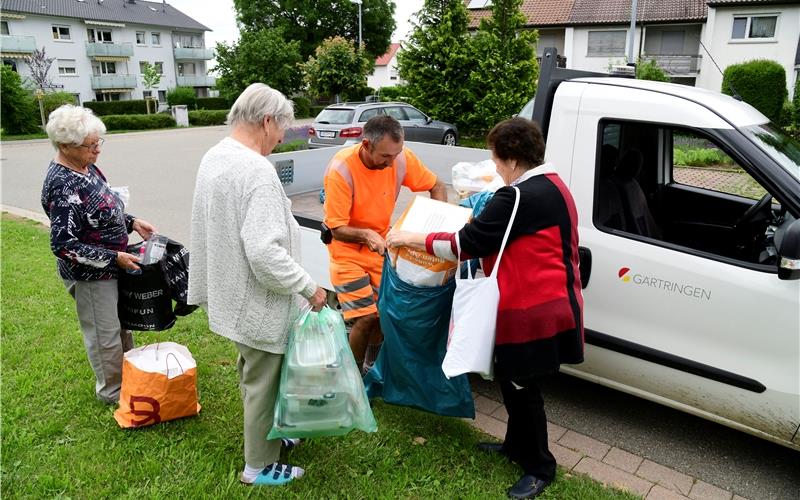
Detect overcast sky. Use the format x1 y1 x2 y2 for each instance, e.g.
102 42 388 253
165 0 425 51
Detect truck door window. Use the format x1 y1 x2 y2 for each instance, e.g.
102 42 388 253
594 120 781 269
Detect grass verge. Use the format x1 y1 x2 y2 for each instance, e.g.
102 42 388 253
1 215 637 499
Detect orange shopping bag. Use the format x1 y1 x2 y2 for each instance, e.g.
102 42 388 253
113 342 201 428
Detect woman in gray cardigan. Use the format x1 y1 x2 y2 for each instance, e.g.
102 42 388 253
188 83 326 487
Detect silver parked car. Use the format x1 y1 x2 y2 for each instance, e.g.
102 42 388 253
308 102 459 148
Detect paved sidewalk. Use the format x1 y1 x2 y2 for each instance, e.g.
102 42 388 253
468 379 747 500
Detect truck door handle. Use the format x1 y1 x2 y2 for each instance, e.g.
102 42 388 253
578 246 592 289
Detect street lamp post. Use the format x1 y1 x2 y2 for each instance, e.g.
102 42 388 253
350 0 362 49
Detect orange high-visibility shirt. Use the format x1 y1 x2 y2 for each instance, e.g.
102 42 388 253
323 144 437 261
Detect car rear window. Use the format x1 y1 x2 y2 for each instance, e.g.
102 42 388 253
315 109 355 125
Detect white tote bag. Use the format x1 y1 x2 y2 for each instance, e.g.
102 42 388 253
442 186 520 379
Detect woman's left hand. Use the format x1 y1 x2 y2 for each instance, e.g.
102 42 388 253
132 218 158 240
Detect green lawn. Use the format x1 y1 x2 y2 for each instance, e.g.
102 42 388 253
1 215 638 499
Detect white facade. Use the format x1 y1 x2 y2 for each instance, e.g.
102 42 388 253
0 12 213 104
696 4 800 96
368 49 403 90
570 25 645 74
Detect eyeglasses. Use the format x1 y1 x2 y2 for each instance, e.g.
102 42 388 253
74 138 105 151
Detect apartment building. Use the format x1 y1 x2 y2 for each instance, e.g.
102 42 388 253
466 0 800 95
0 0 214 104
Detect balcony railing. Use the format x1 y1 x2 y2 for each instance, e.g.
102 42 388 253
177 75 216 87
85 42 134 58
642 54 702 75
0 35 36 54
173 47 214 60
90 74 137 89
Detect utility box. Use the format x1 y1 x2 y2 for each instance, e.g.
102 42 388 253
171 105 189 127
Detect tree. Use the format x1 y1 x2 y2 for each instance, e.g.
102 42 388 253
302 37 371 101
25 47 55 90
214 28 303 102
0 65 40 135
233 0 395 60
141 62 162 113
397 0 475 130
466 0 538 134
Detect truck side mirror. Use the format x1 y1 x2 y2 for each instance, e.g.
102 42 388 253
777 219 800 280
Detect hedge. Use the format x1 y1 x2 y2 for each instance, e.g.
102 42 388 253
188 109 228 126
310 105 327 118
378 85 410 101
100 113 176 131
42 92 79 119
196 97 230 110
83 100 148 116
794 81 800 128
721 59 787 123
292 96 311 118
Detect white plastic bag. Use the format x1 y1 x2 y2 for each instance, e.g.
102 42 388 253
451 160 503 199
442 187 520 379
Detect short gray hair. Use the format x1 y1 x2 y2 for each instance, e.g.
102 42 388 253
45 105 106 149
364 115 404 145
227 83 294 129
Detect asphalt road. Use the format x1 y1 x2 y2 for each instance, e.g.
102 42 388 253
2 127 798 500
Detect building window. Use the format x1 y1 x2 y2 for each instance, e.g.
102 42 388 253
143 90 152 98
177 62 196 76
732 15 778 40
587 30 627 57
93 61 116 75
1 21 9 35
95 92 121 102
57 59 77 76
158 90 167 103
154 61 163 74
139 61 148 73
175 33 203 48
151 32 161 45
136 31 146 44
52 25 71 41
87 28 113 43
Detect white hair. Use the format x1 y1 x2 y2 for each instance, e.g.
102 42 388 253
45 104 106 149
226 83 294 130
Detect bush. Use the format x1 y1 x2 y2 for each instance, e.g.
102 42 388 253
42 91 78 119
82 100 148 116
636 59 671 82
0 65 40 134
344 85 375 102
196 97 230 110
273 139 308 153
292 96 312 118
777 99 793 128
188 109 228 126
722 59 787 123
310 105 327 118
673 147 734 168
794 81 800 128
379 85 410 101
100 113 176 131
166 86 197 108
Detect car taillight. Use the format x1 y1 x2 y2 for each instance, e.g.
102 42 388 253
308 127 315 136
339 127 363 138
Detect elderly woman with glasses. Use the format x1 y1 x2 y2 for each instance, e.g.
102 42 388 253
188 83 326 487
40 104 157 404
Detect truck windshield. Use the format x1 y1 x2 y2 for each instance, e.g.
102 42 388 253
741 124 800 182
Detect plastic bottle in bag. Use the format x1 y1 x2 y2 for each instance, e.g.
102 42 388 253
141 234 168 265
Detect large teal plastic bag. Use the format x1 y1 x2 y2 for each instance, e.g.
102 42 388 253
363 257 475 418
268 307 377 439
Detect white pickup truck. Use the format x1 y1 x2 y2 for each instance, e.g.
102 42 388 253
273 48 800 450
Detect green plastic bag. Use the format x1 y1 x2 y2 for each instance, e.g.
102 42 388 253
268 307 377 439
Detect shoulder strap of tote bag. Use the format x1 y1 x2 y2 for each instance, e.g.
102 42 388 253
490 186 520 278
455 186 520 280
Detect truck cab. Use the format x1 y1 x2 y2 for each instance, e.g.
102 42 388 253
536 52 800 448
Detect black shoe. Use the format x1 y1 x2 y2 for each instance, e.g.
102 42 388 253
507 474 550 499
477 441 505 454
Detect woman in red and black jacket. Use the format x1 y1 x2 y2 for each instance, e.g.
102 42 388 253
387 117 584 499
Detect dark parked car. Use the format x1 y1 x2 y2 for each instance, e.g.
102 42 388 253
308 102 458 148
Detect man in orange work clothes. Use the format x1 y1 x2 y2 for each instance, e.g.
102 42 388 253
323 115 447 372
